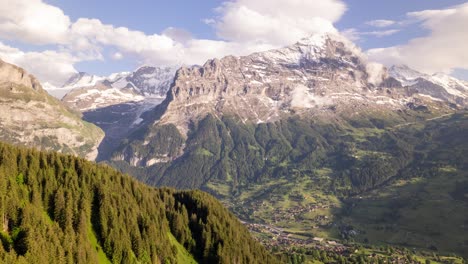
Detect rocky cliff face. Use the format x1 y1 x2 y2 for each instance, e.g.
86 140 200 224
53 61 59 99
0 59 104 160
124 66 175 96
0 60 43 91
155 34 458 135
111 33 462 168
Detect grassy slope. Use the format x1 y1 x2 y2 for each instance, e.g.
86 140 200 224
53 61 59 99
167 232 198 264
87 225 111 264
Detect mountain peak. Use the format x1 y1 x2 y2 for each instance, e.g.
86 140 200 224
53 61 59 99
0 59 43 91
295 32 330 48
62 72 104 89
388 64 468 103
245 33 367 74
153 35 401 134
0 59 104 160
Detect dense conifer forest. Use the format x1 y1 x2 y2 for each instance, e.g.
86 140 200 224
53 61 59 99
0 142 280 264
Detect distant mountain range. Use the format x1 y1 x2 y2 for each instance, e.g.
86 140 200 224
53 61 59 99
56 66 175 111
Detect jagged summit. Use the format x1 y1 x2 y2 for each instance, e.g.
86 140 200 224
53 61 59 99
124 65 176 96
62 72 104 88
61 65 176 111
151 33 399 134
246 33 366 70
388 64 468 104
0 59 43 91
388 65 424 86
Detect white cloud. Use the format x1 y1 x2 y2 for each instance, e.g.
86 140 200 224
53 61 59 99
112 52 123 60
366 62 386 85
0 0 349 86
0 41 78 85
162 27 193 45
341 28 399 41
213 0 346 46
0 0 71 44
363 29 400 37
365 19 396 28
368 3 468 74
341 28 360 41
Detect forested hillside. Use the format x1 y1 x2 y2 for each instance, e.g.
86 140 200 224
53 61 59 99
0 142 280 264
110 110 468 257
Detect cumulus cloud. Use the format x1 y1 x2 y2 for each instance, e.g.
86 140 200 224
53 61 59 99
213 0 345 46
365 19 396 28
0 0 349 86
0 0 71 44
162 27 193 45
0 41 78 85
368 3 468 74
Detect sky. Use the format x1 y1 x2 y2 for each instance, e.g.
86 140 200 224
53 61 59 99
0 0 467 87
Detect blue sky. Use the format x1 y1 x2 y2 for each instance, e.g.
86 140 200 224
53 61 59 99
338 0 467 48
45 0 225 74
0 0 467 85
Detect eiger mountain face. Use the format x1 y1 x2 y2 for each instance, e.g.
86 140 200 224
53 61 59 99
138 34 464 136
108 34 468 256
111 33 462 169
0 59 104 160
157 34 399 134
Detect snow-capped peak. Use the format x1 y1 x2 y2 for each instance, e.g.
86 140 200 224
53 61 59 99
256 32 363 68
296 32 329 48
62 72 105 89
389 65 468 100
388 65 426 86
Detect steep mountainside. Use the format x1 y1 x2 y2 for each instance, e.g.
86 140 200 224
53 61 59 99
150 34 463 135
0 59 104 160
104 33 468 256
59 66 175 160
111 33 462 169
0 142 280 264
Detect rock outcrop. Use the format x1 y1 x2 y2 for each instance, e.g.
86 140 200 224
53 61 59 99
0 59 104 160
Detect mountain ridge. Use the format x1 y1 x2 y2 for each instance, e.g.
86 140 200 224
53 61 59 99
0 59 104 160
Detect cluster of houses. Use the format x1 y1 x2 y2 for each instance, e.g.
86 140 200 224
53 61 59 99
243 221 348 254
